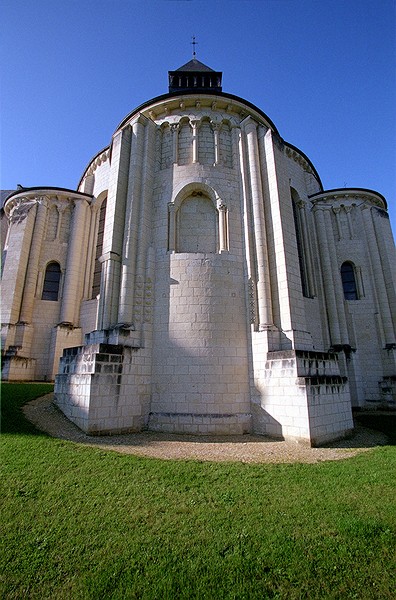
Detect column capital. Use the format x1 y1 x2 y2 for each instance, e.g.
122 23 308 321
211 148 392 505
130 114 148 128
99 251 121 264
242 115 259 134
211 121 221 131
71 195 89 209
313 204 331 213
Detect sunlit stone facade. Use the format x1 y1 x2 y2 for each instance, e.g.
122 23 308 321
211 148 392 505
2 59 395 445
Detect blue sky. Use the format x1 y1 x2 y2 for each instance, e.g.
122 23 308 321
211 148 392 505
1 0 395 231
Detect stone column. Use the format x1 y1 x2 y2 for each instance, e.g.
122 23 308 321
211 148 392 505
218 203 228 252
133 121 155 330
362 206 395 345
1 199 36 349
19 198 48 323
191 120 199 164
97 127 132 330
237 126 257 324
83 174 95 195
245 119 272 328
97 251 122 330
117 117 145 326
171 123 179 164
168 203 176 251
323 208 349 344
60 198 89 325
83 202 100 299
55 202 63 240
297 200 315 297
212 122 220 165
345 206 354 239
314 206 342 345
332 207 342 240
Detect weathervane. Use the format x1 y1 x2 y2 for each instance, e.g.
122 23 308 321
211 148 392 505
191 35 198 58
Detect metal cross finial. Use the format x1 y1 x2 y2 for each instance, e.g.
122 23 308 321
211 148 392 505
191 35 198 58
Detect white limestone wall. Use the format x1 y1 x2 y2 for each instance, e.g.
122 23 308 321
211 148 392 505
1 188 114 380
78 149 110 198
30 301 63 378
261 135 315 349
7 88 394 438
55 341 152 434
80 299 99 335
151 251 251 433
284 152 328 350
310 192 396 407
97 127 132 330
150 173 251 431
251 350 353 445
1 203 36 328
1 209 9 254
306 383 354 445
30 195 91 378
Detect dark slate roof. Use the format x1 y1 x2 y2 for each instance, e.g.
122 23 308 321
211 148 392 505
1 190 15 210
175 59 216 72
169 58 222 93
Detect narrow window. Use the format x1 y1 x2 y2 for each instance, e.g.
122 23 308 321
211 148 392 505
341 262 358 300
291 188 310 297
92 198 107 298
42 262 61 301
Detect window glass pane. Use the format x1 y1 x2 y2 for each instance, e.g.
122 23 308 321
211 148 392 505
341 262 358 300
92 198 107 298
42 262 61 301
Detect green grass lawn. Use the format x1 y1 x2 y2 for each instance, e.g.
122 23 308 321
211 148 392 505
1 383 396 599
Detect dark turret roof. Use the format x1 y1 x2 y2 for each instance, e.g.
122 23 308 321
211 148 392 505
175 59 216 72
168 58 222 93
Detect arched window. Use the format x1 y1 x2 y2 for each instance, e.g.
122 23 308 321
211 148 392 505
341 262 358 300
92 198 107 298
42 262 61 301
291 188 310 297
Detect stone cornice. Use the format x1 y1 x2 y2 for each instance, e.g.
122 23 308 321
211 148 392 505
285 145 316 176
77 146 110 189
118 92 277 135
309 188 387 210
83 148 110 177
4 188 93 217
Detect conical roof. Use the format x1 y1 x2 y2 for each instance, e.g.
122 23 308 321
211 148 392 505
175 58 215 72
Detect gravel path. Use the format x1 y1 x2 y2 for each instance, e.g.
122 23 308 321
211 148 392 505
23 394 389 464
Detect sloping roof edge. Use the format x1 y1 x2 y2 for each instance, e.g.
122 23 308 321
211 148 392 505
173 59 216 72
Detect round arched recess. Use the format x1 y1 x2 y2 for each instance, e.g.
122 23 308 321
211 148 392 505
171 181 220 210
168 183 227 253
177 194 218 253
